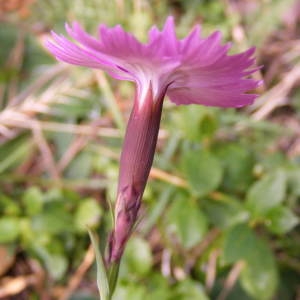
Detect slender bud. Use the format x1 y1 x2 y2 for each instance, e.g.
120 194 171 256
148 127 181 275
108 83 165 263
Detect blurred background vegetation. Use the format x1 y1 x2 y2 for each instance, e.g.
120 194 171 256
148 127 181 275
0 0 299 299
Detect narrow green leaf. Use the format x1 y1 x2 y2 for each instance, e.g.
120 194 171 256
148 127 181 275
0 139 32 173
108 262 120 298
88 228 110 300
142 186 174 235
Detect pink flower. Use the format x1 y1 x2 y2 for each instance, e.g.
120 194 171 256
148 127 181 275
46 16 260 264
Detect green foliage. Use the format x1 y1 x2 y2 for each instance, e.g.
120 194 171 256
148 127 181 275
203 196 249 228
0 136 33 173
22 187 44 216
215 143 254 192
0 217 21 243
246 170 287 217
223 224 278 300
265 206 298 235
181 149 223 197
174 280 209 300
174 106 218 141
165 194 208 249
75 198 103 232
0 188 102 280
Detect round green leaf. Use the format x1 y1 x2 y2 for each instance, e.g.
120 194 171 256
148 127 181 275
246 170 286 216
241 240 278 300
215 143 254 192
144 273 173 300
199 114 218 139
223 224 257 264
174 280 209 300
223 224 278 300
165 195 208 249
181 150 223 197
0 194 20 216
75 198 102 232
37 247 68 280
122 236 153 277
174 105 208 141
113 281 146 300
31 202 74 234
266 206 299 235
203 196 249 228
22 187 44 216
287 169 300 196
0 217 20 243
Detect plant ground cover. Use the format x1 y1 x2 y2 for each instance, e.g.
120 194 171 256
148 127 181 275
0 0 299 299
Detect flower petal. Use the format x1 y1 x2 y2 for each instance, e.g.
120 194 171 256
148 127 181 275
45 30 134 81
168 87 258 108
167 36 260 108
98 24 145 59
45 17 260 108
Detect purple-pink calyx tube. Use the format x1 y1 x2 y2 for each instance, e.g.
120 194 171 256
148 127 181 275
108 83 166 263
45 16 261 265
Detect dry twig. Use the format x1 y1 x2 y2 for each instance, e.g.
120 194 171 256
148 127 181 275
217 261 245 300
251 63 300 121
32 122 60 179
58 245 95 300
205 249 220 293
186 228 221 271
0 274 37 298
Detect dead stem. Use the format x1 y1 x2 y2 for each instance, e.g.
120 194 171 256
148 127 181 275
0 274 37 298
161 248 172 278
0 119 121 141
31 122 60 179
205 249 220 293
251 62 300 121
217 261 245 300
150 168 188 188
58 245 95 300
187 229 221 270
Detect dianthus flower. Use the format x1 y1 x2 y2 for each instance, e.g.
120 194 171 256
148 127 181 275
46 16 260 264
